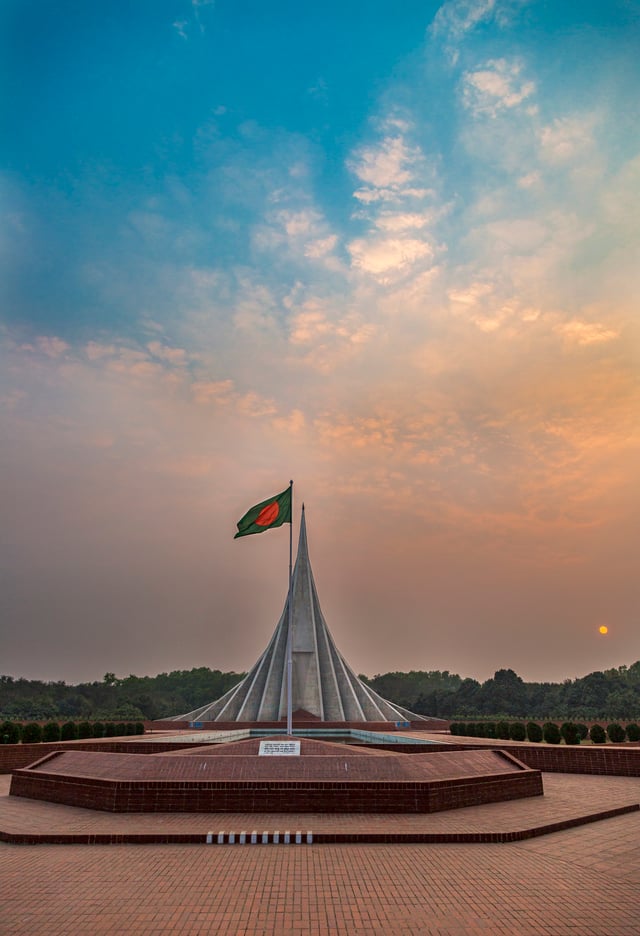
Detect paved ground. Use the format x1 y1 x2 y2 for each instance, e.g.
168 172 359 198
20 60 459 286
1 771 639 934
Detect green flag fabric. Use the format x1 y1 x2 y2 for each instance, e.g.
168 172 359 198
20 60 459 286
234 487 292 538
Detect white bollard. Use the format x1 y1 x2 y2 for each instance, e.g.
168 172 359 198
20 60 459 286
251 831 257 844
284 831 290 844
217 832 225 844
228 832 235 844
295 831 302 844
262 831 269 844
307 831 313 844
273 831 280 844
239 831 246 844
206 832 213 844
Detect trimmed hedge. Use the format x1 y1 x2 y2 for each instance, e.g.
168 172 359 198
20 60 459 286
21 722 42 743
607 723 626 743
61 721 78 741
543 722 561 744
626 723 640 742
42 722 61 742
526 722 543 743
1 721 22 744
560 722 581 745
589 724 606 744
509 722 526 742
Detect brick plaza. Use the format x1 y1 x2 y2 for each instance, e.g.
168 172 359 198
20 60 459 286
1 759 639 935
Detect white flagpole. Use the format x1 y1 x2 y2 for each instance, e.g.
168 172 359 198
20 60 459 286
286 479 294 736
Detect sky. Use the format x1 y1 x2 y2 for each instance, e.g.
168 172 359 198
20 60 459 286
1 0 639 687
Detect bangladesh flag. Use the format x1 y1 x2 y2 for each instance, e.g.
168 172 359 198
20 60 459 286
234 487 292 538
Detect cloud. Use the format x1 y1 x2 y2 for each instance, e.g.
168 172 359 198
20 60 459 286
462 58 536 117
539 115 596 165
431 0 529 61
348 236 434 277
555 320 620 347
346 118 443 283
147 341 189 365
20 336 70 358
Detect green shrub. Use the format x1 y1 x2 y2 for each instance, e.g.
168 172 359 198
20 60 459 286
496 721 511 740
543 722 561 744
625 723 640 742
449 722 461 735
589 724 606 744
526 722 543 743
92 722 105 738
606 723 626 743
482 722 496 739
21 722 42 743
61 721 78 741
104 722 116 737
509 722 526 742
134 722 145 735
125 722 136 735
464 723 477 737
77 721 93 740
114 723 127 737
560 722 581 745
42 722 61 742
575 723 589 740
0 721 21 744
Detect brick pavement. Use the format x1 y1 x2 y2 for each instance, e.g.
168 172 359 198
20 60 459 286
1 772 638 842
1 769 640 934
1 813 639 934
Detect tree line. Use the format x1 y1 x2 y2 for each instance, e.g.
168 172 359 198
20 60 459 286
0 661 639 722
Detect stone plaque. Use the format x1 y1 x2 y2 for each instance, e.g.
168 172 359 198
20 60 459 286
258 740 301 756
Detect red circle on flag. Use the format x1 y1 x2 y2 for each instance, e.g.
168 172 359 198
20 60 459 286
256 502 279 526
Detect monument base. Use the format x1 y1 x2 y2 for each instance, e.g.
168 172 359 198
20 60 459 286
10 736 543 814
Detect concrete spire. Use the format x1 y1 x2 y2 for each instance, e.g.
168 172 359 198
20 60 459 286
174 507 427 723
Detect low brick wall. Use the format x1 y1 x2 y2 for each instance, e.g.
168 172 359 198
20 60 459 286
10 767 542 814
497 743 640 776
0 740 202 774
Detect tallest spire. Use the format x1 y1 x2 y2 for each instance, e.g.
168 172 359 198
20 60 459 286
174 508 428 723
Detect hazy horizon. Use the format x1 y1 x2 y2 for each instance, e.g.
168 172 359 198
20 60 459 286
2 1 639 687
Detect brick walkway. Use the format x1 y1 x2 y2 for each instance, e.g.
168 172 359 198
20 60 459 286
1 772 638 842
1 772 639 934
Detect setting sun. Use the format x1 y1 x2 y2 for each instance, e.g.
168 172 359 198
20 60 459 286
599 625 609 635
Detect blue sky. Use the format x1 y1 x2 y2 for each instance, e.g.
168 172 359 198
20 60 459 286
2 0 639 685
